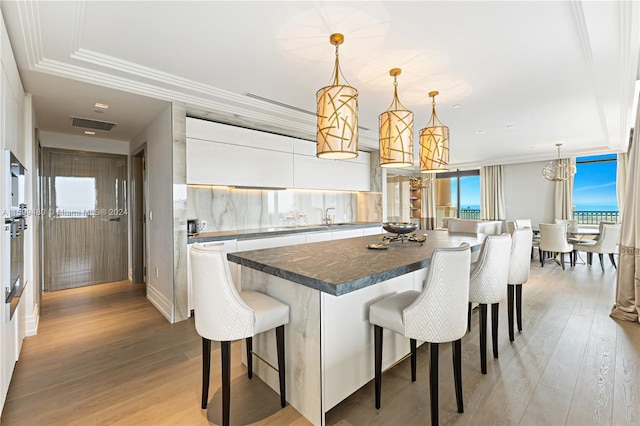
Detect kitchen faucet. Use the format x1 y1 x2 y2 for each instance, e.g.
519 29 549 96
324 207 336 224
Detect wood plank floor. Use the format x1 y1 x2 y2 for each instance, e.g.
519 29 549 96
1 258 639 425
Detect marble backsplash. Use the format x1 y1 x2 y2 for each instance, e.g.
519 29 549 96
187 186 382 232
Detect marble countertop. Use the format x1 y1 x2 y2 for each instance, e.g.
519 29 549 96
227 230 485 296
187 221 381 243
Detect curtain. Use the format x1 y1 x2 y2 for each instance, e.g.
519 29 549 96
480 165 506 220
553 158 575 220
610 127 640 323
617 151 628 221
423 174 436 229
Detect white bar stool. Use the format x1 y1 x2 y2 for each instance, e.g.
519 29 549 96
190 244 289 426
368 243 471 425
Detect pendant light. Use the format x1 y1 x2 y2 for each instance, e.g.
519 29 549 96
419 91 449 172
379 68 414 168
317 33 359 160
542 143 577 181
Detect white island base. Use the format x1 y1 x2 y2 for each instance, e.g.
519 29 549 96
238 265 430 426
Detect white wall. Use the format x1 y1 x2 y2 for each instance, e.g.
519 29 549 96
39 131 129 155
0 7 27 413
130 105 174 322
503 160 556 227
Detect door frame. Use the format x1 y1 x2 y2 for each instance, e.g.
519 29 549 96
130 143 147 285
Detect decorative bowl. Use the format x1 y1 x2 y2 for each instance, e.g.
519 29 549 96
382 222 418 234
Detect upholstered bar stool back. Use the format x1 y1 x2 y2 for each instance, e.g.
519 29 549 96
468 234 512 374
369 243 471 425
507 228 533 341
190 243 289 426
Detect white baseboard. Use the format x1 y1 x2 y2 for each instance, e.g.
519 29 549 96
25 302 40 337
146 284 173 323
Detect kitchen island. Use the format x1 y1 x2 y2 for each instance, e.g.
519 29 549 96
227 230 485 426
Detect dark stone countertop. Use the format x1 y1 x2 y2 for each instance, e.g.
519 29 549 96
227 230 485 296
187 221 382 243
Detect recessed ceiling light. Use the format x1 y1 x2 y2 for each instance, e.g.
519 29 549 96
504 124 514 129
94 102 109 109
84 131 96 135
452 104 461 109
475 130 486 135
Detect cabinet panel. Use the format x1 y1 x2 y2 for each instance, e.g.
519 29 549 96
237 234 306 251
305 231 332 243
363 226 384 236
294 154 369 191
187 138 294 187
187 118 294 153
331 229 364 240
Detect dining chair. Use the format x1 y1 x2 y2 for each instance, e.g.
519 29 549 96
555 219 580 243
507 228 533 341
573 224 621 272
514 219 532 229
538 223 574 270
468 234 512 374
369 243 471 425
190 244 290 426
514 219 538 259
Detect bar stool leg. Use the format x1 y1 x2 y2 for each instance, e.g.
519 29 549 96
276 325 286 408
516 284 523 332
246 337 253 379
429 342 440 425
452 339 464 413
479 304 487 374
410 338 417 382
201 337 211 409
491 303 499 358
507 285 515 342
374 325 383 409
221 340 231 426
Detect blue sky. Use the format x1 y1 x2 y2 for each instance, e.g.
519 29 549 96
573 154 618 211
450 154 619 211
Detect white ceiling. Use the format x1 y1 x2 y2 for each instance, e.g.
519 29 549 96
1 1 639 169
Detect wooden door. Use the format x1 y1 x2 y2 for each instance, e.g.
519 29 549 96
43 149 128 291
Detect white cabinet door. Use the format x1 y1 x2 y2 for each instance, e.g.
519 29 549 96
236 234 306 251
188 239 238 312
293 154 370 191
331 229 364 240
293 140 370 191
305 231 332 243
363 226 384 236
187 138 294 187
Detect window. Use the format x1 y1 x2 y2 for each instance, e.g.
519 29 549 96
435 169 480 226
54 176 97 218
573 154 619 223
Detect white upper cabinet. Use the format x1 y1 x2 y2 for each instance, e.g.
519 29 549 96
293 140 370 191
186 119 294 188
186 118 370 191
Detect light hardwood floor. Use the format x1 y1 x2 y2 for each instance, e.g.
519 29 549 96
1 258 638 425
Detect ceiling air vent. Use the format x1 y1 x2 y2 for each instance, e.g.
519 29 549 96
70 116 118 132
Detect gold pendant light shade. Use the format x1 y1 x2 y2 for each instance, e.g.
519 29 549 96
419 91 449 172
317 33 359 160
379 68 414 168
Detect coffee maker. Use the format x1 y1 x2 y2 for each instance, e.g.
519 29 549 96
187 219 200 236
